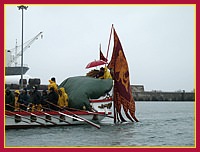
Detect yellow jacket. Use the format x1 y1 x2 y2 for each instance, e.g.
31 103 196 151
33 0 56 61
104 66 112 79
14 96 20 111
58 87 68 108
48 80 58 93
99 66 112 79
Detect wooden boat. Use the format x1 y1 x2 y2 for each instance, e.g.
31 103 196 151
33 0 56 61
5 25 139 129
5 97 113 129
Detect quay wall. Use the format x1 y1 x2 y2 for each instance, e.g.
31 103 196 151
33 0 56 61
132 91 195 101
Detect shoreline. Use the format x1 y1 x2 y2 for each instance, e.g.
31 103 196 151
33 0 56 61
133 91 195 101
5 83 195 102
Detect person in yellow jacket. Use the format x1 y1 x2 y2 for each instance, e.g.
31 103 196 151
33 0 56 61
98 66 112 79
14 90 20 111
58 87 68 108
48 77 58 93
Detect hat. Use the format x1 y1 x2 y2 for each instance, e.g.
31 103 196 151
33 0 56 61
100 67 104 71
51 77 56 82
14 90 20 94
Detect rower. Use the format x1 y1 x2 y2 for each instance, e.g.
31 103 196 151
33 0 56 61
58 87 69 109
47 87 59 111
31 86 42 111
97 66 112 79
14 90 20 111
48 77 58 93
5 88 15 111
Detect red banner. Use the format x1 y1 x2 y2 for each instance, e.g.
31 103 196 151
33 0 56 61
108 28 138 122
100 49 108 62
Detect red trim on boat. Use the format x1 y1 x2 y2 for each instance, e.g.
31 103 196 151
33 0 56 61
5 111 112 116
89 97 112 103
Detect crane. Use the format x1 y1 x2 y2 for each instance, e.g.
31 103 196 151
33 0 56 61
6 32 43 67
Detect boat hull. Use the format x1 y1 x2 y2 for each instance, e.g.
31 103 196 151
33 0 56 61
5 66 29 76
5 111 109 129
5 98 113 129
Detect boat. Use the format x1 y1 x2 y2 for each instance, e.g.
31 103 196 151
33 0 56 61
5 97 113 129
5 25 138 129
5 66 29 76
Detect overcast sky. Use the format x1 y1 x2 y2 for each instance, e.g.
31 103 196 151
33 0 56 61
5 5 195 92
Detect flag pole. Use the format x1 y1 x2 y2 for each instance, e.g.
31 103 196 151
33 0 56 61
99 43 101 52
106 24 117 123
111 25 117 123
113 86 117 123
106 24 114 60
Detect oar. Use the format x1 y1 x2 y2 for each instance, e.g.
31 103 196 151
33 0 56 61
66 107 114 119
45 101 101 129
58 111 84 122
6 104 57 125
43 107 85 122
19 104 71 125
6 110 46 126
6 114 31 124
43 106 88 123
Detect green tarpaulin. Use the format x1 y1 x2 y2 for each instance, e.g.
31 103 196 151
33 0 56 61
59 76 113 110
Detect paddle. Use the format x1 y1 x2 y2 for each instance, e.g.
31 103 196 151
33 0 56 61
6 114 31 124
42 106 85 121
66 107 114 119
6 110 46 126
19 103 71 125
45 101 101 129
6 104 57 125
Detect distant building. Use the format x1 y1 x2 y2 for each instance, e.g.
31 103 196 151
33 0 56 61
131 85 144 92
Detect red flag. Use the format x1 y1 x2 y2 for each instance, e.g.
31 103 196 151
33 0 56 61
99 44 108 62
108 28 138 122
100 50 108 62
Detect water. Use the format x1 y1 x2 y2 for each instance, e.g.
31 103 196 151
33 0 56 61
5 102 195 147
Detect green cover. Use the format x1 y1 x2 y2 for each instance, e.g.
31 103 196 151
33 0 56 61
59 76 113 110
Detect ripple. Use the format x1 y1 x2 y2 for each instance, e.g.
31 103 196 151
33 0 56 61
5 102 195 147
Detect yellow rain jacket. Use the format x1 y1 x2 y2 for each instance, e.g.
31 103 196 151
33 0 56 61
99 66 112 79
104 66 112 79
58 87 68 108
48 80 58 93
14 90 20 111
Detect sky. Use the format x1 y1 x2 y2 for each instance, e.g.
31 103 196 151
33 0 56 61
5 4 195 92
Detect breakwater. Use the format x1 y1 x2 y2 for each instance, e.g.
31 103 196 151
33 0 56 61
131 85 195 101
132 91 195 101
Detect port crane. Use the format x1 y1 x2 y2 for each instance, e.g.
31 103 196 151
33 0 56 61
6 32 43 67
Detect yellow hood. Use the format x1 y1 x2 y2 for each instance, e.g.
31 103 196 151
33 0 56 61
59 87 66 93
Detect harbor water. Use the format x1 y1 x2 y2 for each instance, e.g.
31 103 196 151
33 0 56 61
5 102 195 147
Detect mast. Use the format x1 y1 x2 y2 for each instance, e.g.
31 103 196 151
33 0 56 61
106 24 114 60
18 5 28 89
14 39 18 67
107 25 117 123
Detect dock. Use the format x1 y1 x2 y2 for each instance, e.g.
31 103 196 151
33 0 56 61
131 85 195 101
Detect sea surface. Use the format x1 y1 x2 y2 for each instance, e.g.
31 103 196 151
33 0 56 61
5 102 195 147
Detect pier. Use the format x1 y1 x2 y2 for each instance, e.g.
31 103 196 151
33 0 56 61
131 85 195 101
